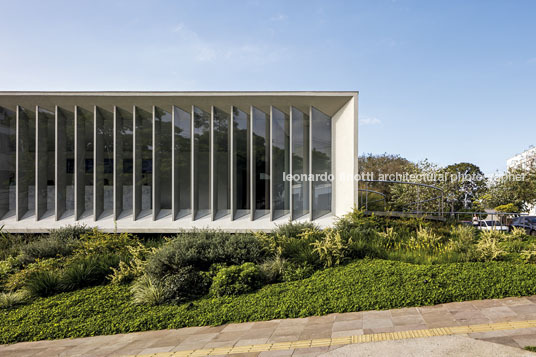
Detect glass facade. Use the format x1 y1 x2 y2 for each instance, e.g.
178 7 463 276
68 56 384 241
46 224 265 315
252 107 270 218
0 107 16 218
311 107 332 219
154 107 172 219
173 106 191 219
232 107 249 219
193 106 210 219
212 107 230 219
0 97 340 228
271 107 290 219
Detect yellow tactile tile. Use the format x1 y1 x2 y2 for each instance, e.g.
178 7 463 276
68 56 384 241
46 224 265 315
131 318 536 356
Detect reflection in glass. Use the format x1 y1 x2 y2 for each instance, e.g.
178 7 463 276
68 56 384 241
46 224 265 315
75 106 93 219
213 107 230 219
311 107 332 219
0 107 16 218
94 107 113 220
36 107 55 220
133 107 153 219
252 107 270 218
232 107 249 219
193 106 210 219
291 107 310 219
271 107 290 219
154 107 172 218
16 107 36 219
173 106 191 219
56 107 75 219
117 107 133 217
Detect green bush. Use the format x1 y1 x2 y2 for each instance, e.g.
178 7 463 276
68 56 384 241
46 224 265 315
5 258 63 292
61 254 120 291
131 274 167 306
49 225 90 242
146 231 265 279
210 263 261 297
0 290 29 309
258 256 288 283
19 235 77 265
25 270 62 297
274 221 317 238
161 266 211 302
76 230 136 257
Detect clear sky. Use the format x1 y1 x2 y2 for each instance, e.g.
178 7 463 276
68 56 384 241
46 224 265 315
1 0 535 175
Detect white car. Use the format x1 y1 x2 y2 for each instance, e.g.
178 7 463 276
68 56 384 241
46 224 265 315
474 220 509 232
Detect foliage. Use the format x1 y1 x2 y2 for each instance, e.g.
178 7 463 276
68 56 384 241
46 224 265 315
25 270 62 297
76 230 136 257
61 254 120 291
210 263 261 297
521 245 536 263
437 163 487 211
19 235 76 265
481 166 536 212
311 229 350 267
476 232 506 261
0 290 29 309
146 231 265 279
160 266 211 303
109 243 157 284
4 260 536 344
274 221 318 238
258 256 288 283
494 203 519 213
5 258 63 292
131 275 167 306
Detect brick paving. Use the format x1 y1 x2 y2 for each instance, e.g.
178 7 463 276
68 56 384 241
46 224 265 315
1 296 536 356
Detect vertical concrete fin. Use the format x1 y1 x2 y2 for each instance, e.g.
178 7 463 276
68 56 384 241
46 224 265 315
113 106 124 220
55 106 66 220
152 105 160 220
94 106 104 221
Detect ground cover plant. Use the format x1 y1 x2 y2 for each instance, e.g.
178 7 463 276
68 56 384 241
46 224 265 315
2 210 536 343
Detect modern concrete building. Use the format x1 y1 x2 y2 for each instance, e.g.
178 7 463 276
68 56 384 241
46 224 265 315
0 92 358 232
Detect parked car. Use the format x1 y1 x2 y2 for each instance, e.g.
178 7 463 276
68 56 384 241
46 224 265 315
475 220 509 232
509 216 536 236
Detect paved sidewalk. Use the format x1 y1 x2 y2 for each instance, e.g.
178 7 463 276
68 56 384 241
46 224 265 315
1 296 536 356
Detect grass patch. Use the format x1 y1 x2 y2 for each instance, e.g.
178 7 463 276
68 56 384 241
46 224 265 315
2 259 536 344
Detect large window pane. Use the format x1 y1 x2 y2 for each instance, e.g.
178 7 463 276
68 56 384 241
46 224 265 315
173 106 191 219
271 107 290 219
75 106 93 219
56 107 75 219
252 107 270 218
95 107 113 220
117 107 133 218
133 107 152 219
154 107 172 218
193 106 210 219
291 107 310 219
17 107 36 219
232 107 249 219
0 107 16 218
311 107 332 219
36 107 55 220
213 107 230 219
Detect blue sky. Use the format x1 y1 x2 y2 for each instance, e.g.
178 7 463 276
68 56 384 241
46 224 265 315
1 0 535 175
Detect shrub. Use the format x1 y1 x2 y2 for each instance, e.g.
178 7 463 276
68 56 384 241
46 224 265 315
146 231 265 278
131 274 167 306
25 270 61 297
0 290 29 309
274 221 317 238
210 263 261 297
510 227 528 240
476 234 505 261
109 243 156 284
255 229 320 266
311 229 350 267
521 245 536 263
377 227 399 249
259 256 288 283
49 225 90 242
281 263 315 282
61 254 120 291
19 235 77 265
5 258 63 292
76 230 136 257
161 266 211 302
